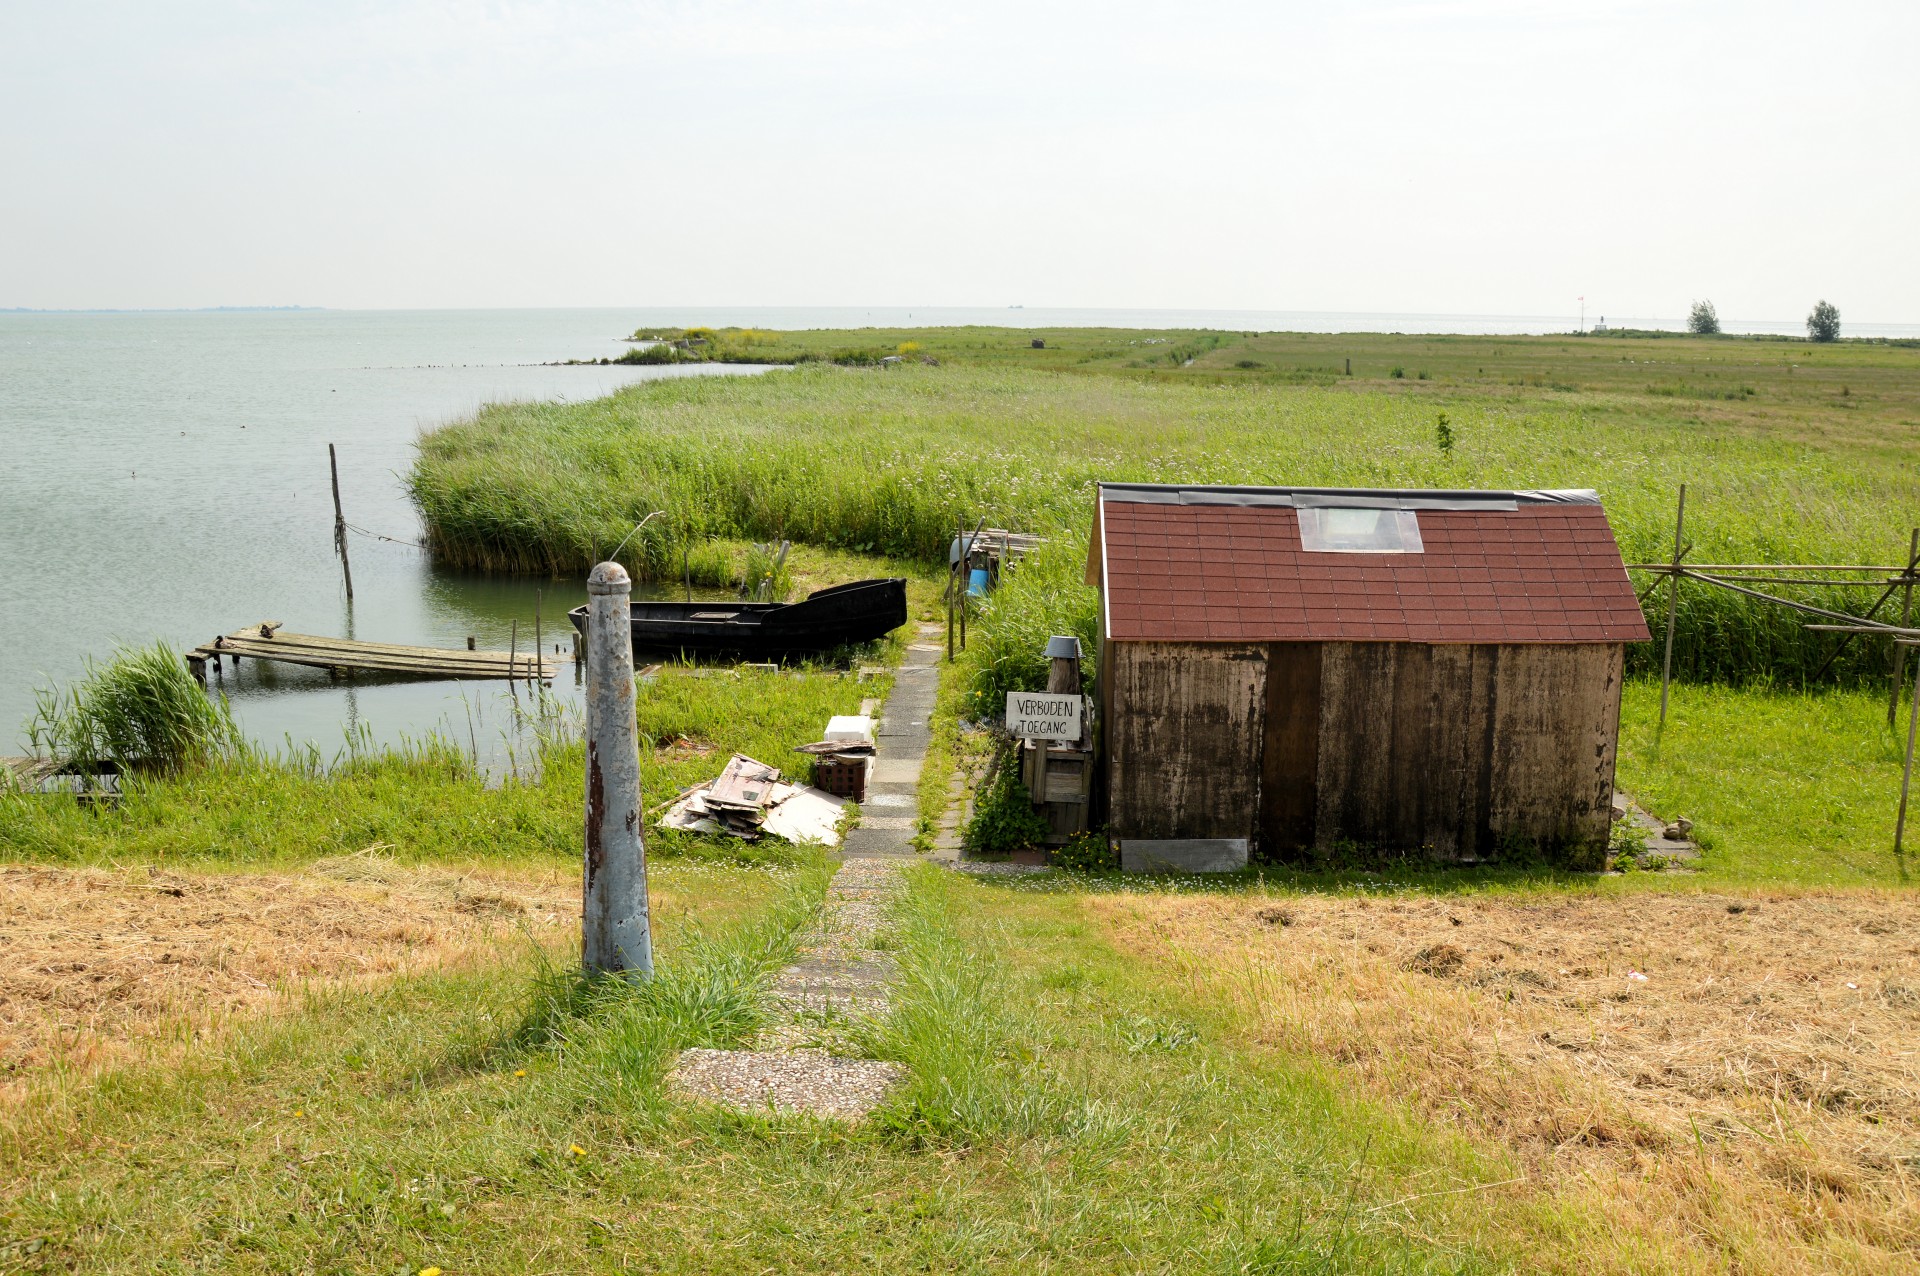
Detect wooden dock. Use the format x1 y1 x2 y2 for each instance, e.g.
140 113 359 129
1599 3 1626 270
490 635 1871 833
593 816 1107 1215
187 623 560 683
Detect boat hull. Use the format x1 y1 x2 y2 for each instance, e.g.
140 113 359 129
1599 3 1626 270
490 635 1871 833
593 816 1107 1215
567 577 908 657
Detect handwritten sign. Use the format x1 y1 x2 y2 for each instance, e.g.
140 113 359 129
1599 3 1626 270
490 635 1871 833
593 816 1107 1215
1006 691 1083 741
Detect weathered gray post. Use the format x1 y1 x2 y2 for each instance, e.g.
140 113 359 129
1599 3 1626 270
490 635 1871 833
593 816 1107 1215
583 561 653 980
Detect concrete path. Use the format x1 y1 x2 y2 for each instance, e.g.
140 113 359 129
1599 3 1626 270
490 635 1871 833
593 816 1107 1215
668 629 941 1119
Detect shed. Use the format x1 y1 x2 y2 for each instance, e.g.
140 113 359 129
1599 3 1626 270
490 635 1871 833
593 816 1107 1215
1086 483 1651 872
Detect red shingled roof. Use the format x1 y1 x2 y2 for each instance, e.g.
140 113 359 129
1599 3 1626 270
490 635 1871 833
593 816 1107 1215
1095 492 1651 645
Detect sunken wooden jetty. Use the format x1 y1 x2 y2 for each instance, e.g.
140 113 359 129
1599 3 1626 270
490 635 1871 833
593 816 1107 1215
186 623 558 683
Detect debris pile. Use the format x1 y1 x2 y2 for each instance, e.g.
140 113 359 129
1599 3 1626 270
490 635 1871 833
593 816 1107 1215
658 753 848 846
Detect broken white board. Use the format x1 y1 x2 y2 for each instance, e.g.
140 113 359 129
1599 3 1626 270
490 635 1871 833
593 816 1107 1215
759 782 850 847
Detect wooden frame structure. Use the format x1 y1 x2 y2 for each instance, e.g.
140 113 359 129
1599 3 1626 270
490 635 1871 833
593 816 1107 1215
1625 488 1920 852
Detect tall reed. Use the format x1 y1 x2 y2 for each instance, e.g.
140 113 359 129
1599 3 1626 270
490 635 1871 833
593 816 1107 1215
410 364 1917 686
27 642 240 773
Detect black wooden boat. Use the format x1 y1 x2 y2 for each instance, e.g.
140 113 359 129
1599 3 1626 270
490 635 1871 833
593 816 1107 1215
568 577 908 657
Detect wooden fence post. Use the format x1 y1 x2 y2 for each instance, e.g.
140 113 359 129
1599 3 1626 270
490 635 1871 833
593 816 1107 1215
1658 484 1687 733
1896 641 1920 855
1892 528 1919 727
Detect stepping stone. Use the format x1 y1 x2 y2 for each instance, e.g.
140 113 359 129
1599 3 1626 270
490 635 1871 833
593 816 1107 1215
671 1048 904 1120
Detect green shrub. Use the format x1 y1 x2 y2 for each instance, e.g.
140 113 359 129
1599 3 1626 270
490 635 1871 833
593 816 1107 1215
961 755 1050 854
740 540 794 600
1050 831 1117 872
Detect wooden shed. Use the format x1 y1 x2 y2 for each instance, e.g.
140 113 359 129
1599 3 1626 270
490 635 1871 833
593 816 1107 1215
1086 483 1651 871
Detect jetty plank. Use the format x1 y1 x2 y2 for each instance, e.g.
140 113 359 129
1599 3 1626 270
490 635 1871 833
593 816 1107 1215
187 629 558 682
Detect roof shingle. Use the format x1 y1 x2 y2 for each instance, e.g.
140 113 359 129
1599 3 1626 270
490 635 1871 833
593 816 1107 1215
1098 496 1650 645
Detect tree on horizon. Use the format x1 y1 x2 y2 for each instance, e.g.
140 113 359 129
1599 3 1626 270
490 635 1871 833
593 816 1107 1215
1807 299 1841 342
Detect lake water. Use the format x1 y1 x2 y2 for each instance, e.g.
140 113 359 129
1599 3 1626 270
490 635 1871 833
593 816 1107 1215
0 308 764 761
6 305 1916 761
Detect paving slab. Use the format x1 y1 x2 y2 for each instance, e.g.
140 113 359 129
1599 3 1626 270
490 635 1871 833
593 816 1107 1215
667 630 939 1118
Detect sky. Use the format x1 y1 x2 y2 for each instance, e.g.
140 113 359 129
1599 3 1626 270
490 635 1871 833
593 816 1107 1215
2 1 1915 321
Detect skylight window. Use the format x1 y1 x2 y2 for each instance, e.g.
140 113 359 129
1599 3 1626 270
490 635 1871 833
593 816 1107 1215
1297 507 1424 554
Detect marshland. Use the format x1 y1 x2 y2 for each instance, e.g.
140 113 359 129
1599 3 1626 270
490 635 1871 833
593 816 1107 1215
5 322 1920 1272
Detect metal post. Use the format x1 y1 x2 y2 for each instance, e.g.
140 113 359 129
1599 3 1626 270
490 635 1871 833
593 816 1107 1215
1892 529 1919 727
583 561 653 979
1658 484 1687 733
328 444 353 603
1897 641 1920 855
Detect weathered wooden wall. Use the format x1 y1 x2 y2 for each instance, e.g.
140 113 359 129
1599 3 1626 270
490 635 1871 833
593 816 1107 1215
1108 640 1624 861
1104 641 1267 841
1298 642 1620 860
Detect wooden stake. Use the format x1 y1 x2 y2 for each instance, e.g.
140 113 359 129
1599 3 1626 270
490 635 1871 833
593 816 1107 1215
1898 641 1920 855
1893 529 1919 727
508 619 519 699
947 522 958 663
328 444 353 603
534 591 543 687
1658 484 1686 733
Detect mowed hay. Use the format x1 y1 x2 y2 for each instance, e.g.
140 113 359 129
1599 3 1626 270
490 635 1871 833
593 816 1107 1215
0 855 575 1094
1089 889 1920 1268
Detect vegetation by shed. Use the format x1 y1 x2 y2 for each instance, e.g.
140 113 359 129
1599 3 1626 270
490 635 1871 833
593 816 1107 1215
1086 483 1651 870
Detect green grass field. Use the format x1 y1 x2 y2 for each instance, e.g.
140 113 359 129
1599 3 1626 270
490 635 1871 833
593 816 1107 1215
6 328 1918 1271
410 328 1920 685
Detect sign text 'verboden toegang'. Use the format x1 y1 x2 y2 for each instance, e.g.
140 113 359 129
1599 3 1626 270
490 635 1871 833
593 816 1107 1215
1006 692 1083 741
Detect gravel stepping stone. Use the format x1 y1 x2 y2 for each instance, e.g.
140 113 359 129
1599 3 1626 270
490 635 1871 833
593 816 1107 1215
672 1048 905 1120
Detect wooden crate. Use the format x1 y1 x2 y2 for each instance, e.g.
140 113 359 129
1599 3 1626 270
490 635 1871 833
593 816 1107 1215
1021 739 1091 843
812 756 870 802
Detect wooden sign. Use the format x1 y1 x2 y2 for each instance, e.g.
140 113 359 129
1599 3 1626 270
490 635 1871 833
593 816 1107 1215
1006 691 1083 741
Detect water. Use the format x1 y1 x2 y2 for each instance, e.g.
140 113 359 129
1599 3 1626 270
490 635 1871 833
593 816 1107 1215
7 304 1916 760
0 308 761 759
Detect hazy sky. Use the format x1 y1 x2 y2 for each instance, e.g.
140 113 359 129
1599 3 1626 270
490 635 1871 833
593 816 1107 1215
3 1 1914 320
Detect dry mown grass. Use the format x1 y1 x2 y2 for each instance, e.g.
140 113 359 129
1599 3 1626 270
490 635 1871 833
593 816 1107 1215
0 850 577 1096
1089 888 1920 1272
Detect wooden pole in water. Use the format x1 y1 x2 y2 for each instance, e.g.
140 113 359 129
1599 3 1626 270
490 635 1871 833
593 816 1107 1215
1657 484 1687 734
508 619 519 699
1892 528 1919 727
534 591 543 687
328 444 353 603
1897 640 1920 855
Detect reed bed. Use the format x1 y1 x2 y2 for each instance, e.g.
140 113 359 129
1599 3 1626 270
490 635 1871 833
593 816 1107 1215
412 359 1916 685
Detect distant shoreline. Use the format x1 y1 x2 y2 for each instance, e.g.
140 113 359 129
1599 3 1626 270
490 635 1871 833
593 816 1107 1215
0 305 323 314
